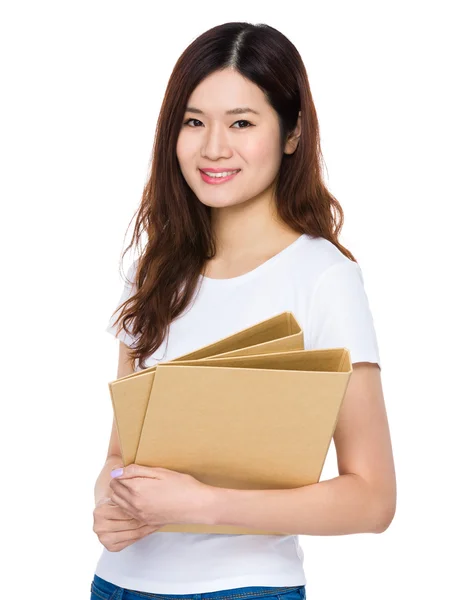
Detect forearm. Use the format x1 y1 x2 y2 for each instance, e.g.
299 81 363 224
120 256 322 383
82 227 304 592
94 455 124 506
208 474 390 535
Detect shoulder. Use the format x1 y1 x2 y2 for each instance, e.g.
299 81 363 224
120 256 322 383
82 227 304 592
297 234 360 284
302 238 380 367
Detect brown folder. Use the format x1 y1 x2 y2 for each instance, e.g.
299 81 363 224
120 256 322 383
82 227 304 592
107 312 352 535
109 312 303 467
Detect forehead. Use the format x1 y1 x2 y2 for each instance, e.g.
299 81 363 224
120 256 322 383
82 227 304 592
185 69 269 115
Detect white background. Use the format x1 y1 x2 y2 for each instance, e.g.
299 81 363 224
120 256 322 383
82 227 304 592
1 1 448 598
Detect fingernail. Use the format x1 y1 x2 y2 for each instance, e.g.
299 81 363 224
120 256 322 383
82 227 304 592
111 468 123 478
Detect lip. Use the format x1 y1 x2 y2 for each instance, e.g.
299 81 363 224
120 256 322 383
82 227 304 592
199 169 241 185
199 168 241 173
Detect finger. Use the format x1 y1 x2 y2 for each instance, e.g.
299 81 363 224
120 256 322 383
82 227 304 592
97 501 139 521
111 522 158 544
109 525 159 551
100 525 148 551
110 479 135 505
103 517 145 533
103 502 137 521
110 488 136 516
111 464 164 481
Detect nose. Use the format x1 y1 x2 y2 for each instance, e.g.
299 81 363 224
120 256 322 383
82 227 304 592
201 123 233 161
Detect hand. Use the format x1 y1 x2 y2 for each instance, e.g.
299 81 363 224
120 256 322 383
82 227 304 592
93 497 160 552
109 464 215 529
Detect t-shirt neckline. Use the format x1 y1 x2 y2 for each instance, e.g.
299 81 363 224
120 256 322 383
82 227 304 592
199 233 308 287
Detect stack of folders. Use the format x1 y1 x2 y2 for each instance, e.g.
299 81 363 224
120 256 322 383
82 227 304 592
107 311 352 536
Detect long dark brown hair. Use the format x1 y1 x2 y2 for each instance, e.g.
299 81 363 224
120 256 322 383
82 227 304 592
110 21 357 371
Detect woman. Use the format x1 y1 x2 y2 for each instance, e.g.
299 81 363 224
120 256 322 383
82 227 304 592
91 21 396 600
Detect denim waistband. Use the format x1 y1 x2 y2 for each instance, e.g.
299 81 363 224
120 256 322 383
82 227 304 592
91 574 306 600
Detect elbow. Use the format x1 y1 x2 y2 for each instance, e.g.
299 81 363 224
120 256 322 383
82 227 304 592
358 474 397 534
371 497 396 534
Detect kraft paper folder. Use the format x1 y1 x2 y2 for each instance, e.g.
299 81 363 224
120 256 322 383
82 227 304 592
110 312 304 466
108 312 353 535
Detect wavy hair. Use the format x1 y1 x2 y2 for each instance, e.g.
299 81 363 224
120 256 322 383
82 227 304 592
110 21 357 370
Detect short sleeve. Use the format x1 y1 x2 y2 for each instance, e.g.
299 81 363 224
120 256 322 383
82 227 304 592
105 260 138 347
307 260 382 370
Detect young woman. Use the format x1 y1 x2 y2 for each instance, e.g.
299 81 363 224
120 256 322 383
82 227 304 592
91 21 396 600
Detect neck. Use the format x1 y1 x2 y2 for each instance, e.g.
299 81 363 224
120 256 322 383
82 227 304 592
209 188 298 260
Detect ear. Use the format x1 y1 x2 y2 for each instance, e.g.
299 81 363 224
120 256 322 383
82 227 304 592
284 111 301 154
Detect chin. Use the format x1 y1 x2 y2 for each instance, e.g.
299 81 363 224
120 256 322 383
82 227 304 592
196 196 246 209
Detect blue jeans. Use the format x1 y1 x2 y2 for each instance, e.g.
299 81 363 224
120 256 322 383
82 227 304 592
90 575 306 600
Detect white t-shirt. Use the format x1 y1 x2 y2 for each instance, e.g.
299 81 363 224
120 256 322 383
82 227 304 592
95 232 381 593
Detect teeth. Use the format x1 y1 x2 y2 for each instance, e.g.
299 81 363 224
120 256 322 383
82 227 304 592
203 170 239 178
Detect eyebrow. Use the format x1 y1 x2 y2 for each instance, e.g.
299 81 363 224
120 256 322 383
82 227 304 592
185 106 260 116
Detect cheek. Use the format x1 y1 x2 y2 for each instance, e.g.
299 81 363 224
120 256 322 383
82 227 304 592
243 137 282 174
176 133 194 164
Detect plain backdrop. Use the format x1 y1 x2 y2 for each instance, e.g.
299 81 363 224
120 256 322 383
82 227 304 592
1 1 448 598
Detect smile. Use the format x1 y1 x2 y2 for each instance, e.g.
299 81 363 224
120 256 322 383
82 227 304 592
199 169 241 185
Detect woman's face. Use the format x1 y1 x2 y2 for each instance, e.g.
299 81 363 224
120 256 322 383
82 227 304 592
176 68 295 210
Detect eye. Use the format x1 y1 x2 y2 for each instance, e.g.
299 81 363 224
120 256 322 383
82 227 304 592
183 118 254 129
183 118 203 127
232 120 253 129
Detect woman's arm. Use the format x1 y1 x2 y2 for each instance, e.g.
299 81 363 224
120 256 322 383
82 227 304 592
205 363 397 535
